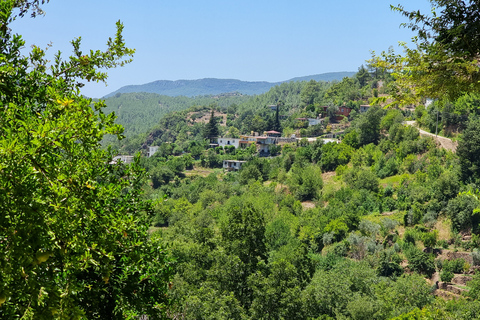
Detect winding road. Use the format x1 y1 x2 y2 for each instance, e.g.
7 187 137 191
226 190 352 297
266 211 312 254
404 121 458 152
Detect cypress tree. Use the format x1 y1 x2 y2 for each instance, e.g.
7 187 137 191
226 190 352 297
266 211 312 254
204 109 219 140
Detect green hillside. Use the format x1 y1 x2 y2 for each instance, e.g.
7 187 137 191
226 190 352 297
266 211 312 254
100 92 250 140
103 72 354 98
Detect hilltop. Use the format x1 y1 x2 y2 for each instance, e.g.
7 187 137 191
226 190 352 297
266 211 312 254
103 72 355 98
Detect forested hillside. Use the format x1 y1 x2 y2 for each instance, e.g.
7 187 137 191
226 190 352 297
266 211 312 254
100 92 250 141
103 72 356 98
136 105 480 319
110 64 390 154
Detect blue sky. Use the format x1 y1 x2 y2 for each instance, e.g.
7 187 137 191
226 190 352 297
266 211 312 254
12 0 433 98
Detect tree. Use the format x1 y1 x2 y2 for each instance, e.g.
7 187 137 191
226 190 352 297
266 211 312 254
377 250 404 278
326 105 339 119
204 109 219 140
0 2 173 318
355 106 384 146
457 117 480 183
393 0 480 59
288 164 323 201
220 196 267 306
356 64 372 87
272 101 282 132
446 191 480 234
300 79 322 107
404 247 436 278
344 169 379 193
370 1 480 106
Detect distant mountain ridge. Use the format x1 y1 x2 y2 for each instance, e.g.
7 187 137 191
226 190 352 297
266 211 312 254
104 72 355 98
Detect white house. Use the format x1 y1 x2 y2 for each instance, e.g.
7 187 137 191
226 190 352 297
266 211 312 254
239 134 278 155
308 118 324 126
148 146 160 157
360 105 371 113
223 160 246 171
217 138 241 149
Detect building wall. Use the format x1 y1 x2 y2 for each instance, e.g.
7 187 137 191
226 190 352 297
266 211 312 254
360 105 371 113
223 160 246 171
148 146 160 158
218 138 241 148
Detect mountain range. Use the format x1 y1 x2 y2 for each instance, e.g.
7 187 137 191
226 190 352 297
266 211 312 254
104 72 355 98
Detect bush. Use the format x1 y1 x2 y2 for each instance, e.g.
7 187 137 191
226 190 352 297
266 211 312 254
405 246 436 277
446 193 480 233
443 258 466 274
403 229 417 245
422 231 438 249
437 239 449 249
440 270 454 283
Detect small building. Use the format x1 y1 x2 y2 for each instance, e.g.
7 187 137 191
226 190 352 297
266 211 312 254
239 133 277 155
264 130 281 137
218 137 241 149
337 107 351 118
321 106 352 121
148 146 160 158
360 105 371 113
307 118 323 126
223 160 246 171
111 155 134 164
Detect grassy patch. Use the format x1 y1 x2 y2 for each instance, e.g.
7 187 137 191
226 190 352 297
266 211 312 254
380 174 408 187
452 283 468 290
362 210 405 225
435 218 452 241
322 171 345 200
185 166 220 177
148 226 162 234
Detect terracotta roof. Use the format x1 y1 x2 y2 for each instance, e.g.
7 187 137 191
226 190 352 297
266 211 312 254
265 130 281 134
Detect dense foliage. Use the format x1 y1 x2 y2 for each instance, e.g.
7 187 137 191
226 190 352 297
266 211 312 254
6 0 480 318
371 0 480 105
0 2 173 318
134 103 480 318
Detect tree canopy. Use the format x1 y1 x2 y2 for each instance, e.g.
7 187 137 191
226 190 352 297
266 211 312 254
0 1 173 318
370 0 480 106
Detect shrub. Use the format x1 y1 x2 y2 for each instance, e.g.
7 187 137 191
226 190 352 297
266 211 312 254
405 246 436 277
440 270 454 283
403 229 417 245
422 231 438 249
443 258 466 274
446 193 480 233
437 239 449 249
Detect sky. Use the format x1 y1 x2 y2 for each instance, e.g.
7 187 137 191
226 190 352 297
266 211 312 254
11 0 433 98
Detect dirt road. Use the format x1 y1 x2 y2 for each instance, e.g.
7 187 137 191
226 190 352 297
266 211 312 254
404 121 458 152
